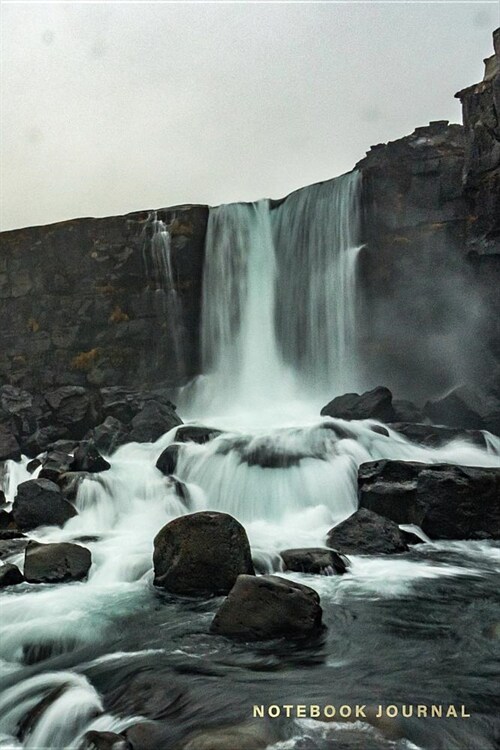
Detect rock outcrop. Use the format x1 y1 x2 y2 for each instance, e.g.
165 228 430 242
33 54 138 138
280 547 348 575
24 540 92 583
153 511 254 596
12 478 77 531
326 508 408 555
321 386 394 422
358 459 500 539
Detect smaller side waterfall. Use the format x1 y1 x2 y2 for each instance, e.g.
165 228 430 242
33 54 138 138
272 171 363 396
143 212 185 377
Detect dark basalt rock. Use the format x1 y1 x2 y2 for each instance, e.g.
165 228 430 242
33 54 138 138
91 416 130 454
210 574 323 640
26 458 42 474
12 478 77 531
156 444 180 475
44 386 99 439
24 540 91 583
177 721 277 750
70 441 111 473
38 450 73 483
129 399 182 443
0 424 21 461
280 547 348 575
80 731 131 750
391 399 424 423
321 386 395 423
0 528 25 539
153 511 254 596
389 422 486 448
175 425 223 444
22 425 70 458
0 537 29 560
424 384 500 435
122 722 165 750
358 459 500 539
326 508 409 555
0 562 25 587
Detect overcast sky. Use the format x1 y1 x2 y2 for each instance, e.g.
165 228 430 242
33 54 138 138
1 1 498 230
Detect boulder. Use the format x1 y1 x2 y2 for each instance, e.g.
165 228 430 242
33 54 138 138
0 537 29 560
26 458 42 474
175 425 222 444
24 540 91 583
45 386 97 438
38 450 73 483
91 416 130 454
424 384 500 435
22 426 70 458
153 511 254 596
122 722 165 750
0 562 25 587
210 574 323 640
388 422 486 448
80 731 130 750
359 459 500 539
320 386 395 422
155 444 180 475
179 721 275 750
12 478 77 531
0 424 21 461
129 400 182 443
70 441 111 473
326 508 408 554
391 399 424 423
280 547 348 575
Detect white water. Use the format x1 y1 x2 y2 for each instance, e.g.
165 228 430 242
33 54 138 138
1 172 500 748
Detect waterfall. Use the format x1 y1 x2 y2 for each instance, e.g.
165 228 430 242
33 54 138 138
191 171 362 415
143 212 185 377
196 200 294 411
272 170 362 395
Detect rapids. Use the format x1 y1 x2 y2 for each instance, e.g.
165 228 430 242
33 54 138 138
1 172 500 749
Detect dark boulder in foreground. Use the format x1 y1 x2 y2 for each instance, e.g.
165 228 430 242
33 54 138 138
38 450 73 483
155 444 180 475
153 511 254 596
280 547 348 575
175 425 223 444
327 508 408 555
0 425 22 461
24 540 91 583
129 400 182 443
12 478 77 531
0 562 25 587
321 386 395 422
70 441 111 473
359 459 500 539
210 574 322 640
388 422 486 448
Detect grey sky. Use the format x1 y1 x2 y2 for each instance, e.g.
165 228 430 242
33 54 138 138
1 2 497 230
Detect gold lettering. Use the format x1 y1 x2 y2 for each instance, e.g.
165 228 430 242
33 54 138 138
268 705 280 718
417 705 428 717
324 705 336 718
310 705 320 718
297 705 306 718
356 705 367 718
446 706 458 718
376 705 383 718
340 705 352 718
431 705 442 718
253 705 264 718
461 705 470 718
402 705 413 718
386 705 398 718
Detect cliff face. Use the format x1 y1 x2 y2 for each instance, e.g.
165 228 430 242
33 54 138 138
0 206 208 390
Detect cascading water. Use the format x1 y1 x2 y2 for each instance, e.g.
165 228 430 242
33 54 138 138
1 171 500 749
272 171 363 395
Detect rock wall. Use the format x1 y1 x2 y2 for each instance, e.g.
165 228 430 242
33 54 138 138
0 206 208 390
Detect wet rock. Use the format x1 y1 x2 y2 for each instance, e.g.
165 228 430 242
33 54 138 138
12 478 78 531
91 416 130 454
38 450 73 482
280 547 348 575
26 457 42 474
0 562 25 587
0 527 25 539
320 386 395 423
80 731 131 750
129 399 182 443
178 720 276 750
24 540 92 583
359 459 500 539
370 424 389 437
122 722 165 750
153 511 254 596
175 425 222 444
57 471 88 503
210 574 323 640
391 399 424 423
0 509 14 529
424 384 500 435
388 422 486 448
326 508 408 555
156 444 180 475
0 424 21 461
0 537 29 560
22 426 70 458
70 441 111 473
45 386 98 439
